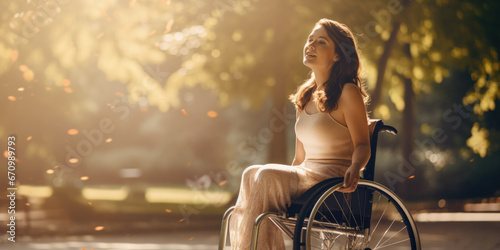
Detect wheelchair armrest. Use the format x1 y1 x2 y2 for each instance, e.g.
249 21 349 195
380 124 397 135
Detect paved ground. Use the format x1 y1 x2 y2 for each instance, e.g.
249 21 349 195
2 220 500 249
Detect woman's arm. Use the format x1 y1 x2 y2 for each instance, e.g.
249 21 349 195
337 83 371 193
292 109 306 166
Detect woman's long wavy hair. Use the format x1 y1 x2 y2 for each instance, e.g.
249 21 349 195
289 18 370 114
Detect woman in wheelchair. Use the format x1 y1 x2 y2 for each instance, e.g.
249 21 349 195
229 18 372 249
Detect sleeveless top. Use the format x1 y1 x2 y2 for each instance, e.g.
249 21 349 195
295 104 354 166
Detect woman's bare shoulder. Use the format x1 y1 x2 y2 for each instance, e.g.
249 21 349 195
342 82 361 92
339 83 362 103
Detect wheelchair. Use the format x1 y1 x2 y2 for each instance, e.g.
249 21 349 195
219 119 421 249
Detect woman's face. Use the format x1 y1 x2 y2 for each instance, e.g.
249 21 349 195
303 25 339 71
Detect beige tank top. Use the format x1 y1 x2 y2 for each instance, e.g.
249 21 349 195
295 105 354 165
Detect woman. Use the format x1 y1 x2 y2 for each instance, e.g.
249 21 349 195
229 18 371 250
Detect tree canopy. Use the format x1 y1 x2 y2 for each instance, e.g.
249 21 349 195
1 0 498 200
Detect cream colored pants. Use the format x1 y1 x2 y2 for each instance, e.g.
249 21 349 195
229 159 350 250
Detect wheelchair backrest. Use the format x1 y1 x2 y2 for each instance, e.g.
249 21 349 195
362 119 398 181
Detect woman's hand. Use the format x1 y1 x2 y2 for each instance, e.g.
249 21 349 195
337 165 361 193
337 83 370 193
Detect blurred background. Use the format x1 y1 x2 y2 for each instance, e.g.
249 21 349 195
0 0 499 249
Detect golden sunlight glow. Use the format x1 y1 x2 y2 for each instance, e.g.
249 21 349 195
62 79 71 86
18 185 53 198
414 212 500 222
430 52 442 62
438 199 446 208
434 67 443 83
211 49 221 58
67 129 79 135
420 123 432 135
264 28 274 43
219 72 230 81
388 84 405 111
82 186 130 201
413 66 424 80
266 77 276 87
207 111 218 118
19 65 34 82
11 50 18 62
464 202 500 212
377 104 391 120
145 187 232 204
466 122 490 157
232 30 243 41
69 158 79 164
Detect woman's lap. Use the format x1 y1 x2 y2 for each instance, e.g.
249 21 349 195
242 161 349 207
229 161 349 249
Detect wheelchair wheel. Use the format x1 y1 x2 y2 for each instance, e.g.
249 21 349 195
293 180 420 250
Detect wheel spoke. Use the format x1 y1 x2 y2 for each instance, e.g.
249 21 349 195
315 209 339 233
379 224 407 249
365 192 382 242
375 238 411 249
368 194 389 243
374 209 400 249
299 181 418 250
358 189 364 231
333 193 352 228
322 201 341 226
341 192 360 229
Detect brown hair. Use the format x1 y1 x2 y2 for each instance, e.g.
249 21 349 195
289 18 370 113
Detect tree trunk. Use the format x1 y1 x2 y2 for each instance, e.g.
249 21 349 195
267 0 291 164
398 43 416 198
369 21 401 111
369 0 412 112
268 72 289 164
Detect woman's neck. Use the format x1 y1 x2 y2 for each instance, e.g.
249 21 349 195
312 68 330 90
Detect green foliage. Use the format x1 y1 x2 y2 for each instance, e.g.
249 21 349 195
1 0 498 200
1 0 177 110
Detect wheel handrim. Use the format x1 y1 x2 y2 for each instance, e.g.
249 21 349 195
304 180 420 250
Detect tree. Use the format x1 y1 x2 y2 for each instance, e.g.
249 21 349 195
359 0 500 196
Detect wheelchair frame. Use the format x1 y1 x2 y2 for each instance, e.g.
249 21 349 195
218 119 421 250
